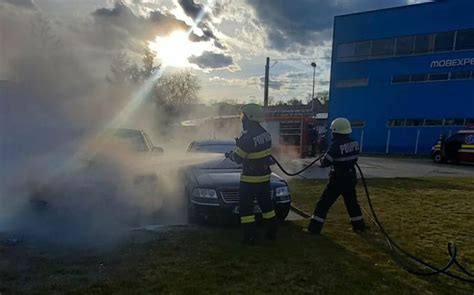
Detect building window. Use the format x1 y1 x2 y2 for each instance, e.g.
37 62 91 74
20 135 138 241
414 34 435 54
411 74 428 82
424 119 443 126
450 71 472 80
429 73 449 81
337 43 356 59
336 41 371 61
434 31 455 52
392 75 411 84
350 120 365 128
337 28 474 63
387 119 406 127
405 119 423 126
395 36 415 56
335 78 369 88
371 38 395 57
392 70 473 85
354 41 372 58
444 118 465 126
455 29 474 51
388 118 472 127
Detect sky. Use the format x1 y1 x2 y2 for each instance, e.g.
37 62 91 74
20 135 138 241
2 0 432 104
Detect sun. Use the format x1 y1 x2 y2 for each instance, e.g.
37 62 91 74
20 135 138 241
149 30 211 68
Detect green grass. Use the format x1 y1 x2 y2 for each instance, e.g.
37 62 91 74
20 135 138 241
0 177 473 294
290 177 474 294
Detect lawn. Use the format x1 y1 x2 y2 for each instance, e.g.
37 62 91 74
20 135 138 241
0 177 473 294
289 177 474 294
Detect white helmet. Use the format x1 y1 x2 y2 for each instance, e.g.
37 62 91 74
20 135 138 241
330 118 352 135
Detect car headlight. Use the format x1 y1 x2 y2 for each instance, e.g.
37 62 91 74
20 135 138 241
275 186 290 197
192 188 218 199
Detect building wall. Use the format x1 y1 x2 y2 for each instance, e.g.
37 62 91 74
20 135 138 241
329 0 474 155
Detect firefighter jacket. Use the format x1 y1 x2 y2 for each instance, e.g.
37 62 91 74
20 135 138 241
230 121 272 183
321 135 359 177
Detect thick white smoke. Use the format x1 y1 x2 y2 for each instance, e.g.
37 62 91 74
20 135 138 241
0 2 223 247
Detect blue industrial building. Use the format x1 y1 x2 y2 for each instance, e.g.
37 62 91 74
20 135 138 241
328 0 474 155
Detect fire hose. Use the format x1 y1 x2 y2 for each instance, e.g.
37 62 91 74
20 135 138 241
270 155 474 284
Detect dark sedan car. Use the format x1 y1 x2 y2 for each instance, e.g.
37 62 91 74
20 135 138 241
183 140 291 223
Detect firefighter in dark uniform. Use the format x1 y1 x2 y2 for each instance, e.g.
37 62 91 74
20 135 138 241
226 104 277 245
307 118 367 235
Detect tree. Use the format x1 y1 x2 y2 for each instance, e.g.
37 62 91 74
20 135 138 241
267 96 275 105
128 64 142 84
154 70 200 115
274 100 285 106
287 98 303 106
316 91 329 105
106 52 130 85
108 48 161 84
141 48 159 79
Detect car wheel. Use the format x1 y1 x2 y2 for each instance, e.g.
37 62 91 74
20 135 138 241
433 152 444 164
275 204 291 222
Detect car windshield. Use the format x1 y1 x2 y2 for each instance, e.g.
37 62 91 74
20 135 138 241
114 130 148 152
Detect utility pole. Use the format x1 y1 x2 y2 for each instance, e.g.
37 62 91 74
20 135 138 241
311 62 317 113
264 57 270 106
311 62 317 100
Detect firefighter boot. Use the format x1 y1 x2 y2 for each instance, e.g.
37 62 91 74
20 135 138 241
242 223 257 246
352 219 367 233
265 217 278 241
307 219 323 235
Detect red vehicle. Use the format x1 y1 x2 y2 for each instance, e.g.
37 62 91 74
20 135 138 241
264 106 327 158
431 130 474 164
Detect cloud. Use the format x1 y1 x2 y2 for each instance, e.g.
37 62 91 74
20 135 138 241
208 75 284 90
148 10 190 33
88 2 217 60
189 52 234 70
1 0 37 9
246 0 432 51
2 0 232 75
177 0 202 19
176 0 227 49
262 77 284 90
92 2 190 41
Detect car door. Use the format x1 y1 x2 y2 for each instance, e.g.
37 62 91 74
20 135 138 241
460 133 474 163
444 134 464 162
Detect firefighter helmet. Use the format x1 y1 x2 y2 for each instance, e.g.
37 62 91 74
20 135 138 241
330 118 352 135
241 103 265 123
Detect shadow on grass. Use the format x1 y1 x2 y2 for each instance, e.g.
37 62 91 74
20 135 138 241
0 221 426 295
83 222 422 294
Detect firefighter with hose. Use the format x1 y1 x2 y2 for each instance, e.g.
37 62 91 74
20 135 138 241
306 117 367 235
225 104 277 245
269 119 474 283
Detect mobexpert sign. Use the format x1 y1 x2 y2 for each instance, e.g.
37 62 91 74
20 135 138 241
431 57 474 68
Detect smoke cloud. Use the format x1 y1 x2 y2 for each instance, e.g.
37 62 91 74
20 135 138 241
0 2 226 248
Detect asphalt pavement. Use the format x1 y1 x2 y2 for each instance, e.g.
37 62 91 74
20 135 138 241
275 156 474 179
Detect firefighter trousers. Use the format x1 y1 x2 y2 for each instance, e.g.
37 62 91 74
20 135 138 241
308 174 365 234
239 181 277 241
